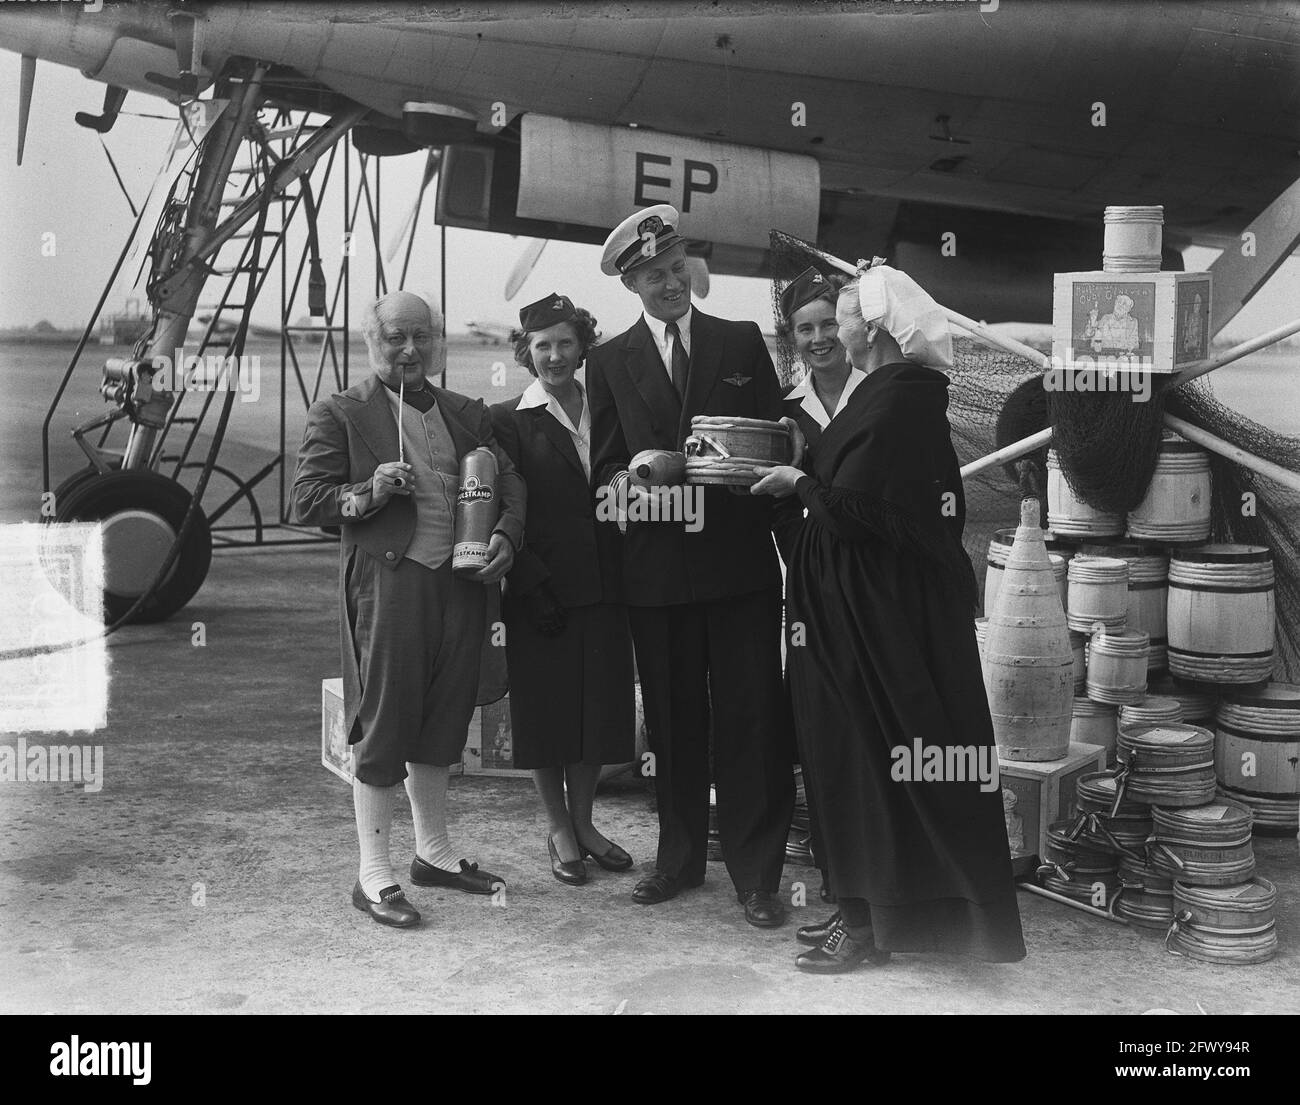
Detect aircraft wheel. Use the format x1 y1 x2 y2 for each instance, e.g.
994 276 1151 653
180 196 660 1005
53 470 212 624
47 460 121 514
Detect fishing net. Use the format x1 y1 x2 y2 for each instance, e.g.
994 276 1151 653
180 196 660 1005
1046 382 1170 514
768 229 1300 682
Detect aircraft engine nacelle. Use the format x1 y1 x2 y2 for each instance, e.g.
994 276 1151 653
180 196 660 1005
436 114 819 265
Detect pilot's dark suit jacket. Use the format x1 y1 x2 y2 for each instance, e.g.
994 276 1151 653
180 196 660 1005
587 311 785 605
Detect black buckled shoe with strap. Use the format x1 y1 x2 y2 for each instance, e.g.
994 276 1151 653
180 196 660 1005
351 881 420 928
796 910 841 947
410 856 502 895
795 918 890 973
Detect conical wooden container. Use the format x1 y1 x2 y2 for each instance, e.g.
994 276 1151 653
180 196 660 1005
985 498 1075 761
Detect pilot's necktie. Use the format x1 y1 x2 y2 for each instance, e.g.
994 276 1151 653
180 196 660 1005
666 320 689 398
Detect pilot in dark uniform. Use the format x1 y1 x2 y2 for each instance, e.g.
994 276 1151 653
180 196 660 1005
586 204 796 928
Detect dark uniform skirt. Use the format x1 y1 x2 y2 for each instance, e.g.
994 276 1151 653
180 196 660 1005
503 599 635 768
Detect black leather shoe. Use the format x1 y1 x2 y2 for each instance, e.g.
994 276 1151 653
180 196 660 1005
351 881 420 928
581 840 633 872
796 910 841 946
548 835 588 885
795 920 891 973
739 889 787 928
632 872 684 904
409 855 502 895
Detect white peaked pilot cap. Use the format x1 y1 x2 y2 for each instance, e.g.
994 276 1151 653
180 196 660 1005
857 264 953 370
600 204 686 276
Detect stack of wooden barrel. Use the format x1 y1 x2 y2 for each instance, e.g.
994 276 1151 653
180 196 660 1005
977 431 1292 964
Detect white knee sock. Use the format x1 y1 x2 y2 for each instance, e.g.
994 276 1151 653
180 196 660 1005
405 763 461 871
353 779 399 902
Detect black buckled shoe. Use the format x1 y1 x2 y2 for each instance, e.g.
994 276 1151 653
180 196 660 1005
409 856 502 895
795 919 890 973
581 840 634 872
548 835 588 885
739 889 787 928
796 910 841 946
351 881 420 928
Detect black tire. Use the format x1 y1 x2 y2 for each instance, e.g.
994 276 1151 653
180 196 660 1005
52 470 212 624
47 460 121 517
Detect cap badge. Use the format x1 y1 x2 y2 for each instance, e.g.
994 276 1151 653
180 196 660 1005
637 215 664 236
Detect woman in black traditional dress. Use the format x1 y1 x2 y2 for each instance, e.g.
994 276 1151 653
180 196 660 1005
752 265 1025 972
490 293 635 886
774 266 863 905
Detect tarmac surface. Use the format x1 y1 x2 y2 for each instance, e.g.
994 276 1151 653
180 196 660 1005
2 544 1299 1015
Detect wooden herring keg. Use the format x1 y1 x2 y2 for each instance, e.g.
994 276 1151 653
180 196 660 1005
1074 770 1153 854
1103 205 1164 273
1125 432 1212 544
986 527 1071 615
1047 450 1124 539
1118 695 1183 732
1114 854 1176 930
1149 800 1256 886
1116 722 1217 806
974 617 990 687
684 416 791 489
1067 556 1129 633
1215 682 1300 835
1037 820 1120 904
1166 878 1278 965
1167 545 1275 685
1148 676 1218 726
1086 628 1149 705
984 499 1075 762
1072 697 1118 760
1070 632 1086 694
1082 543 1169 674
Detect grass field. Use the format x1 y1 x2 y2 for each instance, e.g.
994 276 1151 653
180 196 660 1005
3 334 1296 526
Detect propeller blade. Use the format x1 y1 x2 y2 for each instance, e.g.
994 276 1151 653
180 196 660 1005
384 148 440 263
17 55 35 166
505 239 548 301
687 256 710 299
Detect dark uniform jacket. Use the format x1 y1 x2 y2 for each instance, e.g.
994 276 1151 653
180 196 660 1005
489 389 622 607
587 310 784 606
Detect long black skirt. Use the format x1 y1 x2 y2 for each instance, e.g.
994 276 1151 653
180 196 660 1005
503 599 635 768
788 526 1026 963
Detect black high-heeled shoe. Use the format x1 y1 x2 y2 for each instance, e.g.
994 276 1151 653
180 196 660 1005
580 840 634 872
548 835 588 885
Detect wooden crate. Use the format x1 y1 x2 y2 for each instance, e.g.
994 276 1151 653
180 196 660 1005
463 696 527 777
1051 270 1211 376
1000 741 1107 860
321 678 352 784
320 677 462 784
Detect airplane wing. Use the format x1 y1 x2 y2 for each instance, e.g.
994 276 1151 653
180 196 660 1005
3 0 1298 320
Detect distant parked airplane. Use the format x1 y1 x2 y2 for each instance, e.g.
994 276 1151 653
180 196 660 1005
465 320 514 345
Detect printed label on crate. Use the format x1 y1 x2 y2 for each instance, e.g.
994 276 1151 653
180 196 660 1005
1069 281 1156 366
1174 279 1210 364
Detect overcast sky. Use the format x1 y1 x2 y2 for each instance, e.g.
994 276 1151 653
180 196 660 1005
1 51 1297 343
